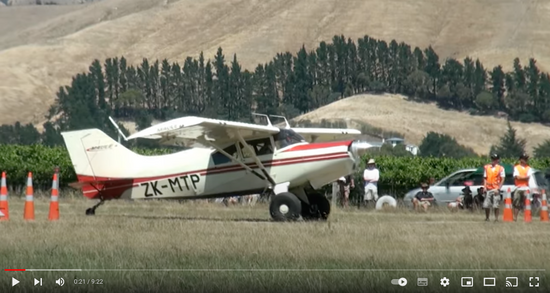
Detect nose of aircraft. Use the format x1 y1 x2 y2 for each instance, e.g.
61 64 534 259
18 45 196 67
349 140 376 160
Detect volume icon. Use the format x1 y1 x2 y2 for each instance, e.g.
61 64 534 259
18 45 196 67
56 278 65 286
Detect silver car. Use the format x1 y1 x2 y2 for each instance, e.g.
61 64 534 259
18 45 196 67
403 166 548 207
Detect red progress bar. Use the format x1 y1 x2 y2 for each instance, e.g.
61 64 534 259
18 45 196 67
5 269 26 271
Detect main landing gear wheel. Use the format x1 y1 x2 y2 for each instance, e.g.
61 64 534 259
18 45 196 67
302 194 331 221
269 192 302 222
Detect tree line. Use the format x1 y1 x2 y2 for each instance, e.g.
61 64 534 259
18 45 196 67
2 34 550 153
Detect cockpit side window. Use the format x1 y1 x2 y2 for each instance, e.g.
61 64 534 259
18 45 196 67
273 129 305 149
253 138 274 156
239 137 274 158
212 143 238 165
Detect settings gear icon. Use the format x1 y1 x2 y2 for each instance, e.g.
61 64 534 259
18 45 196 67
440 277 450 287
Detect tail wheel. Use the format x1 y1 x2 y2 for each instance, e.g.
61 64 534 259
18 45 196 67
269 192 302 222
302 194 331 221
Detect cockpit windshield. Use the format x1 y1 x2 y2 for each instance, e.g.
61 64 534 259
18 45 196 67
273 128 306 149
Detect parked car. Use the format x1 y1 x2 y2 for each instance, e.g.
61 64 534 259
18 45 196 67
403 164 548 207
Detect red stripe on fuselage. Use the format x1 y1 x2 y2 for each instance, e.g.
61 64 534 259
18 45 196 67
76 152 351 199
283 140 353 152
77 177 135 199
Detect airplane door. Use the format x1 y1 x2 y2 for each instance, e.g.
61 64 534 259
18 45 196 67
191 173 205 195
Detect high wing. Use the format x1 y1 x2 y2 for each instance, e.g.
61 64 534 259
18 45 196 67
124 116 280 147
121 116 282 188
291 127 362 143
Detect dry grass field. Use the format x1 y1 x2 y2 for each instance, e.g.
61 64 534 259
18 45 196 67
1 0 550 128
1 194 549 292
294 93 550 155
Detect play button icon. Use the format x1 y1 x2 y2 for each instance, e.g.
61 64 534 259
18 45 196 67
12 277 19 287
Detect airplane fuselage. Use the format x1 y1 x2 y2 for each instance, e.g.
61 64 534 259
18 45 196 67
61 116 369 221
79 141 356 200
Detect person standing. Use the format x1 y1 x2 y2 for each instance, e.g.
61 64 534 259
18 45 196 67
483 153 505 222
337 174 355 208
513 153 533 221
363 159 379 208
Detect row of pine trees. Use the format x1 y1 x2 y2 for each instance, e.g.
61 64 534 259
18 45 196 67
1 34 550 146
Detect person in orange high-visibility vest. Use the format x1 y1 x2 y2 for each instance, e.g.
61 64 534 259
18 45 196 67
513 153 533 221
483 153 505 222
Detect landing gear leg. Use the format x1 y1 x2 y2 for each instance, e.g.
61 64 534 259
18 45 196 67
85 199 105 216
301 193 331 221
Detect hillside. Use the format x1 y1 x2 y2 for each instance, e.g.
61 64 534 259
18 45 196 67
0 0 549 127
1 0 99 6
293 94 550 156
0 4 83 43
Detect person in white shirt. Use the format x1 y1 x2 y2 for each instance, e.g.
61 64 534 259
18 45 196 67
363 159 379 208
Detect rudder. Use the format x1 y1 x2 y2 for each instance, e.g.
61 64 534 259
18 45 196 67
61 129 139 180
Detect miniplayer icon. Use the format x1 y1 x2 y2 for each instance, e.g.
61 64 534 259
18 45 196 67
461 277 473 287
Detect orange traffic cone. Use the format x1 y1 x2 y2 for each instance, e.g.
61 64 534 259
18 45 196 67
48 172 60 221
0 171 9 221
503 187 513 222
540 190 549 222
23 172 34 221
524 190 532 223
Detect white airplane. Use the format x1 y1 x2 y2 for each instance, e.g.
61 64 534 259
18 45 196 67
61 114 374 221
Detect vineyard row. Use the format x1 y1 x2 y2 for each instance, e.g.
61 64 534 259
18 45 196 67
1 145 549 196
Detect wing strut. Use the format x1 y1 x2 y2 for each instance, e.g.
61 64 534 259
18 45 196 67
235 131 276 187
198 138 269 183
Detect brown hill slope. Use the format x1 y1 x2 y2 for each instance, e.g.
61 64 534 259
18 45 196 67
293 94 550 156
0 0 165 51
0 0 549 126
0 4 82 38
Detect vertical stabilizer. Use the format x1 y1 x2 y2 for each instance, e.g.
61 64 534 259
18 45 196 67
61 129 139 179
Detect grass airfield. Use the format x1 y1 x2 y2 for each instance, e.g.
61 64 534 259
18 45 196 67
1 194 549 293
